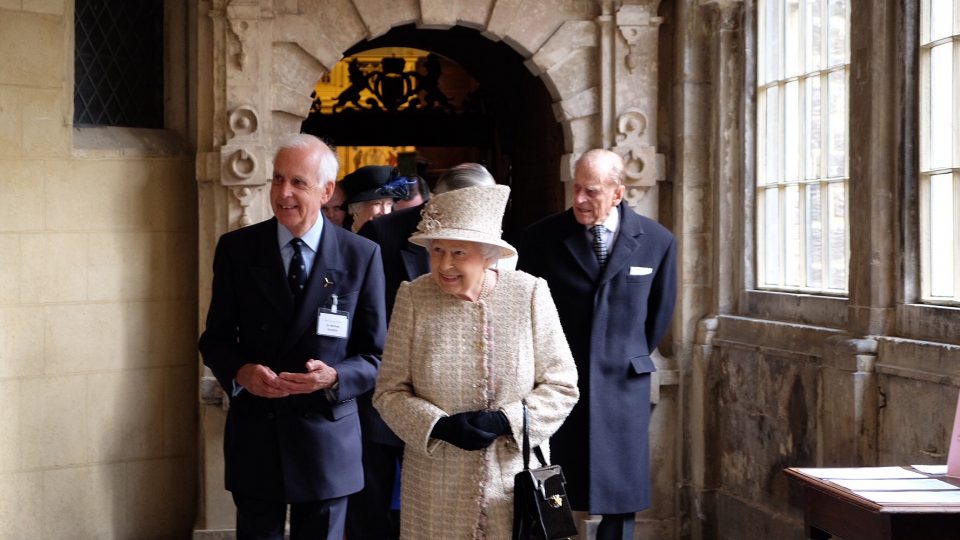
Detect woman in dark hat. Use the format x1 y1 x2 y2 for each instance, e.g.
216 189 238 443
341 165 415 233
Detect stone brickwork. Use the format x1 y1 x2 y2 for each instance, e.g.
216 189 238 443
0 2 197 538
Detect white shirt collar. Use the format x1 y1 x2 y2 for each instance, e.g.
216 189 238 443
277 216 324 253
601 205 619 234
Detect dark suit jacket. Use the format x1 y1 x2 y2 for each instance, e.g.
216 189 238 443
356 204 430 446
517 202 676 514
199 216 386 503
358 204 430 319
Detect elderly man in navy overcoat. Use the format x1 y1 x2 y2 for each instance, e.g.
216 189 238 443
517 148 677 540
199 134 386 540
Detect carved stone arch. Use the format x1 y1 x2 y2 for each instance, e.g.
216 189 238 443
197 2 665 536
246 4 602 233
258 0 604 183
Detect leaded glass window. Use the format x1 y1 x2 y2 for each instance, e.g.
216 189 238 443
74 0 164 128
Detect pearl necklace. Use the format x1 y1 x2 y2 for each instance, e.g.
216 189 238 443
478 269 492 301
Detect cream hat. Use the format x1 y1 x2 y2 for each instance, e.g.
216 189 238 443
409 184 517 259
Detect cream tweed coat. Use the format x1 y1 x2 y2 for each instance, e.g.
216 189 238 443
373 269 579 540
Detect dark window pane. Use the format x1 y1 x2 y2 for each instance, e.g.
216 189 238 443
74 0 164 128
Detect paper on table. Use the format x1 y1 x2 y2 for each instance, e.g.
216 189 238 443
795 467 926 480
855 490 960 505
912 464 949 475
830 478 959 491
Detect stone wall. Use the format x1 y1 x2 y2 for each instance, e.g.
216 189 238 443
0 2 198 538
683 1 960 539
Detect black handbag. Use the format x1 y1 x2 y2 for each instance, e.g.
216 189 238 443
512 403 578 540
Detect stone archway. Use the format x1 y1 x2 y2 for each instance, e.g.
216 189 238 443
195 1 667 536
312 24 571 234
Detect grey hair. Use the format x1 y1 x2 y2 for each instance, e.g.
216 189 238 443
414 176 431 202
275 133 340 186
346 202 364 216
434 163 496 194
427 239 501 265
576 149 625 186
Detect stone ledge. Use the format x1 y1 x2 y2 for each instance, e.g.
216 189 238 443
72 127 189 158
739 289 848 328
193 529 239 540
895 303 960 346
716 314 841 358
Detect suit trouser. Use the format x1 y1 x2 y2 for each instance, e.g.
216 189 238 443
232 492 347 540
345 440 403 539
596 512 636 540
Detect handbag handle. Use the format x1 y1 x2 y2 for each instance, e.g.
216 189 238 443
521 401 548 470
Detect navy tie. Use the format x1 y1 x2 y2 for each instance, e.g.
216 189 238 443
590 224 608 267
288 238 307 300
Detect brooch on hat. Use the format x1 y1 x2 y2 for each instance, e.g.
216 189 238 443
376 176 415 200
418 203 443 233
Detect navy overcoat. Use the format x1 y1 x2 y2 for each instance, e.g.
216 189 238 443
517 202 676 514
199 216 386 503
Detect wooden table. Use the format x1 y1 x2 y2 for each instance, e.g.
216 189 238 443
785 467 960 539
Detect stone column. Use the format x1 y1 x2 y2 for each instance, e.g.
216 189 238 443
846 0 899 335
681 2 743 538
819 336 879 466
608 1 665 220
195 1 278 537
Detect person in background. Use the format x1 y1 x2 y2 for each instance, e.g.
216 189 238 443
393 175 430 210
347 163 497 539
373 183 579 539
359 163 495 316
321 182 348 228
516 148 677 540
198 133 387 540
341 165 401 233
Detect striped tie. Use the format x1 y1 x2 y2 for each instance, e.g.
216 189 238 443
590 224 608 267
288 238 307 300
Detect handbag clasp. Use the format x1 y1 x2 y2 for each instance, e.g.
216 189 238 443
547 494 563 508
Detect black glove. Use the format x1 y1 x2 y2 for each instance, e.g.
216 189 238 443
431 411 498 450
468 410 510 437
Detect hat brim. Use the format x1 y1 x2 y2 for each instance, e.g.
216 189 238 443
409 228 517 259
346 190 397 204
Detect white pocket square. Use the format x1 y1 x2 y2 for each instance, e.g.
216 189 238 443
629 266 653 276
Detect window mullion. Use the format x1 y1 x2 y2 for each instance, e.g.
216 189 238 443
954 172 960 296
779 184 787 286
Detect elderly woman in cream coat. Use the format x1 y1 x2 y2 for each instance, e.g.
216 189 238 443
373 183 579 539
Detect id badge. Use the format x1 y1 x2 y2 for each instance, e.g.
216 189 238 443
317 294 349 338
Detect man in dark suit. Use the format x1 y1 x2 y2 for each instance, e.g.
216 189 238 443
517 149 676 540
199 134 386 540
344 163 497 540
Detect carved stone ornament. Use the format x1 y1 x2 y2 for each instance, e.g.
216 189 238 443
612 109 657 188
230 185 260 228
228 105 259 139
623 185 652 209
220 145 265 187
229 149 257 180
225 0 265 70
227 18 250 69
616 4 663 72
